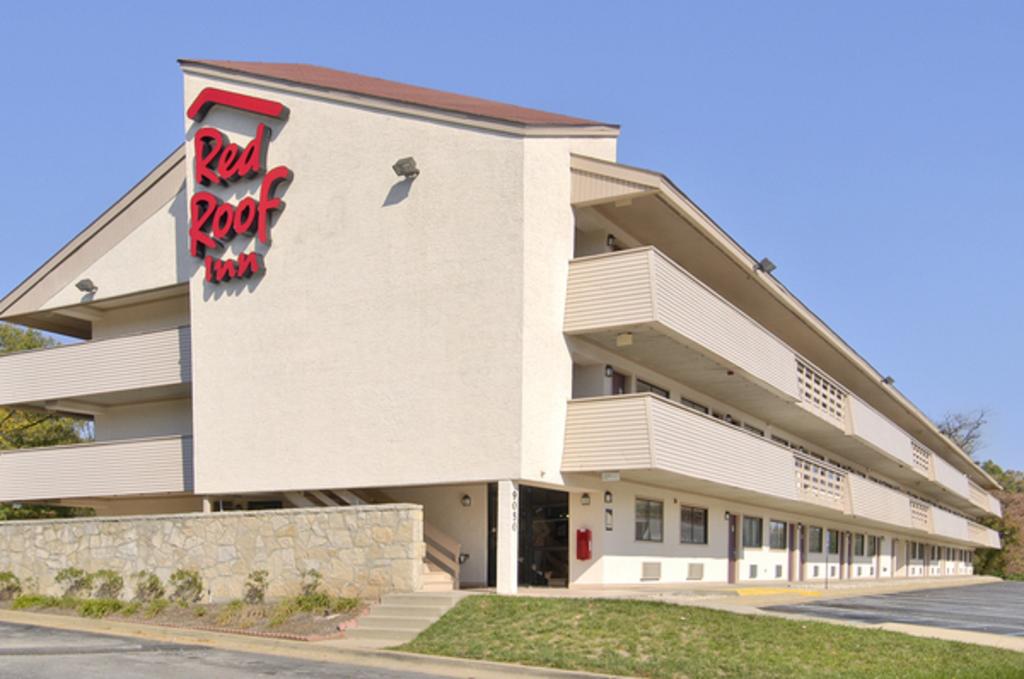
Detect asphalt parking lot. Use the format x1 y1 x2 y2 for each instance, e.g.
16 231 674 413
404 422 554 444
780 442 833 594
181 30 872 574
767 581 1024 636
0 621 445 679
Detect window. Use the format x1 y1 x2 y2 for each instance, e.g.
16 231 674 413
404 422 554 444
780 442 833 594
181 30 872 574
743 423 766 437
635 498 663 542
768 520 787 549
809 526 823 553
854 534 865 557
680 506 707 544
679 396 709 414
636 380 669 398
827 529 840 554
867 536 878 557
742 516 763 548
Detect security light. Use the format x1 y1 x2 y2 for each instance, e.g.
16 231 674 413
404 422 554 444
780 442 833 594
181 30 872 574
604 365 614 378
460 494 472 507
882 376 895 386
75 279 98 293
606 234 616 248
754 258 777 274
604 491 613 504
392 157 419 179
581 493 591 506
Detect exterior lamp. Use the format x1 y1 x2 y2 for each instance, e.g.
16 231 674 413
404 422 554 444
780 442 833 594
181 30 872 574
616 332 633 347
581 493 591 506
882 376 895 386
606 234 616 248
754 257 776 274
604 491 613 504
392 157 420 179
75 279 98 293
460 494 472 507
604 365 614 378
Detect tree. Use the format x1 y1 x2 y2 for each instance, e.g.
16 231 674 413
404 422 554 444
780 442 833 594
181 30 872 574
936 410 988 458
0 322 93 519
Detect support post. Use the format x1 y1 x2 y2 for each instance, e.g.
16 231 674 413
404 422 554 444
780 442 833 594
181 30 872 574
496 480 519 594
202 497 214 513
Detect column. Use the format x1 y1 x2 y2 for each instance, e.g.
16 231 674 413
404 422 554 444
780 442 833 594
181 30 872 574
202 497 214 513
496 480 519 594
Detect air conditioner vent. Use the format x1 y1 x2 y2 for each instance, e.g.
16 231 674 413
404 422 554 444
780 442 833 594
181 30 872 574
641 562 661 581
687 563 704 581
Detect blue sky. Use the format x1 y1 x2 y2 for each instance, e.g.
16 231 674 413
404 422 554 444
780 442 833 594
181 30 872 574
1 2 1020 469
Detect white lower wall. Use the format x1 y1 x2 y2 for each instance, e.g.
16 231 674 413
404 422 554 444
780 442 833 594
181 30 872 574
567 479 974 587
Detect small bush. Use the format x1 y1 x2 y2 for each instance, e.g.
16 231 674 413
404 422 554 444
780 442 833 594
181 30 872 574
76 598 123 619
0 572 22 601
169 569 204 604
133 570 165 602
55 568 93 598
121 602 140 616
144 598 169 618
92 570 124 600
243 570 269 604
268 594 360 627
300 568 322 597
11 594 64 610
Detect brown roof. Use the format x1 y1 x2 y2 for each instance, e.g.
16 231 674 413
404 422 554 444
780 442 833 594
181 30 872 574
180 60 615 128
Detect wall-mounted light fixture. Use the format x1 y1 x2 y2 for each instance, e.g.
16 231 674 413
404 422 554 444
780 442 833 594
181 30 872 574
724 511 732 520
754 257 777 274
604 365 614 378
460 494 472 507
616 332 633 348
606 234 617 248
75 279 98 293
603 491 613 504
581 493 591 506
882 376 895 386
392 156 420 179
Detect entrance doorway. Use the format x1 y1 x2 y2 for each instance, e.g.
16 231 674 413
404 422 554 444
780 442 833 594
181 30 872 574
487 484 569 587
727 513 739 584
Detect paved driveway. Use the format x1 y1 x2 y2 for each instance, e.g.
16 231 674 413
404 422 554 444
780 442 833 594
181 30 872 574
766 581 1024 637
0 621 445 679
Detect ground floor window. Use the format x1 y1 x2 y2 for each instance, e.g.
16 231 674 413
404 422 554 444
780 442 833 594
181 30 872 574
809 526 823 553
742 516 763 548
768 520 787 549
827 529 840 554
854 534 865 556
635 498 664 542
679 506 707 544
867 535 878 557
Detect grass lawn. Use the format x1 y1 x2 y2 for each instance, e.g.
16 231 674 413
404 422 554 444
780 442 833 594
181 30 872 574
398 596 1024 678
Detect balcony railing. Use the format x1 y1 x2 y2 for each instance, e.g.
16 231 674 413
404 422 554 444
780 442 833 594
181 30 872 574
0 326 191 407
0 435 194 502
565 247 1000 519
562 394 997 548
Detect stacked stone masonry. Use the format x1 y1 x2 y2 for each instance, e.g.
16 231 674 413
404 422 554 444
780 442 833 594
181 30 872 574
0 504 424 601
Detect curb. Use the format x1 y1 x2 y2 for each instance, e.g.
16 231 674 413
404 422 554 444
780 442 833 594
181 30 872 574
0 608 621 678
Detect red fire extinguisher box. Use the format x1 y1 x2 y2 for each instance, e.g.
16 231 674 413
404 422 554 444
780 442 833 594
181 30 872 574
576 528 592 560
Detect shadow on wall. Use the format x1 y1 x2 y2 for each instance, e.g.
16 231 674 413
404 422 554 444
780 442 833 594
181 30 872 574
383 177 415 207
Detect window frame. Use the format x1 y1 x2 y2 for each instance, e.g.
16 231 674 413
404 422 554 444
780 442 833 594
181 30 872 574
742 516 764 548
827 528 840 555
808 526 823 553
634 497 664 543
679 505 708 545
854 534 865 557
768 519 787 550
636 379 669 398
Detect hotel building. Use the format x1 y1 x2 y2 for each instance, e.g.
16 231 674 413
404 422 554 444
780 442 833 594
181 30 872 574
0 60 1001 593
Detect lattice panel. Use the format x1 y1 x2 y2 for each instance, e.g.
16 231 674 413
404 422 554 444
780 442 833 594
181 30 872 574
794 456 846 505
796 361 846 424
909 500 931 528
910 441 933 475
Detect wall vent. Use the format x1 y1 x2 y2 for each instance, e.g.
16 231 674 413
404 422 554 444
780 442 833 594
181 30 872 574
749 564 757 579
687 563 704 581
641 562 661 581
775 565 783 579
813 565 820 578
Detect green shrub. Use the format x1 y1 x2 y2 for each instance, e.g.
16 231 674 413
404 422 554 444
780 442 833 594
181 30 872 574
121 601 140 616
268 593 360 627
133 570 165 602
300 568 322 597
0 572 22 601
243 570 269 604
55 568 93 597
11 594 64 610
144 598 169 618
169 569 203 604
92 570 124 600
76 598 124 618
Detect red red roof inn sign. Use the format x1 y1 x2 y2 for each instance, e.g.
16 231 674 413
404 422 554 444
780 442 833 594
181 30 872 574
186 88 292 283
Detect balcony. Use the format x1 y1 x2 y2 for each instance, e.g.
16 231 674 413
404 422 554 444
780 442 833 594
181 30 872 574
562 394 997 548
565 248 1000 518
0 327 191 411
0 435 194 502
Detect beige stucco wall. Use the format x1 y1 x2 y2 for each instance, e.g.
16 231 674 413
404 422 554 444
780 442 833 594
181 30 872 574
0 505 423 601
182 70 616 495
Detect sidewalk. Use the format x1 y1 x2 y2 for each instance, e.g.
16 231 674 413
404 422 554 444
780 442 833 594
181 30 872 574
0 608 616 679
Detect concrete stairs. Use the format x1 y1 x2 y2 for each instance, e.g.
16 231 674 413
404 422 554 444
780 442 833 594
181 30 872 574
421 562 455 592
343 591 467 647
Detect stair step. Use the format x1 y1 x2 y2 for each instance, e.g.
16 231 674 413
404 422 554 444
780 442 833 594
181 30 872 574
345 627 420 642
371 604 449 617
381 593 461 607
358 615 438 630
420 582 454 592
422 572 453 582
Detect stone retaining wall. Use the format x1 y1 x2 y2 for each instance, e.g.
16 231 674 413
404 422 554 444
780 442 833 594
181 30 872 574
0 504 424 601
